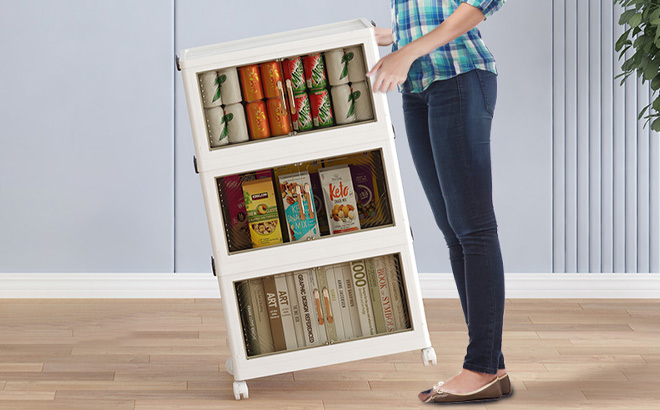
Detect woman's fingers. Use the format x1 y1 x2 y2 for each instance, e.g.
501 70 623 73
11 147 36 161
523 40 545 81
388 80 397 92
373 76 383 93
375 74 397 93
379 77 392 94
366 59 383 77
373 70 386 93
368 56 408 93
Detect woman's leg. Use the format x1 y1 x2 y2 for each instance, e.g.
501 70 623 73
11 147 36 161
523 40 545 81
402 88 470 322
423 69 505 376
403 81 505 371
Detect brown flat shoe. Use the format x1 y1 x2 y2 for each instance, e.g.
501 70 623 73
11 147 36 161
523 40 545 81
497 373 513 397
419 376 502 404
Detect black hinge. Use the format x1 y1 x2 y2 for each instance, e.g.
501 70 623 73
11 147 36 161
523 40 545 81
410 227 414 241
193 155 199 174
211 256 216 277
392 124 396 139
175 55 181 72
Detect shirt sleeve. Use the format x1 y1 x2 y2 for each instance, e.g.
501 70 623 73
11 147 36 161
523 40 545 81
462 0 506 20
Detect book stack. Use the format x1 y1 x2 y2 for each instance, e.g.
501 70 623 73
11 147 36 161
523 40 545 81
234 254 411 356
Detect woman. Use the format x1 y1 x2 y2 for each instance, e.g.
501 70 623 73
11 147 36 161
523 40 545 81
367 0 510 404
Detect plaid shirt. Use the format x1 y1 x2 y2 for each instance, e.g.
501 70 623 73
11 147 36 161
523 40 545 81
391 0 506 93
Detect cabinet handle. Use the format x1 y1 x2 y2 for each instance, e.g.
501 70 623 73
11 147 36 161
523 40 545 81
296 185 306 221
323 287 333 324
277 80 287 112
304 183 314 219
313 288 324 325
285 79 297 115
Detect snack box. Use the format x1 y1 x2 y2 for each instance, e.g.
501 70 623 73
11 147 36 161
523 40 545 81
242 177 284 248
278 171 321 242
319 165 361 234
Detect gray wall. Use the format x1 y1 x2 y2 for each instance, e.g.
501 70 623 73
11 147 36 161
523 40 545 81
1 0 653 274
553 0 660 273
0 0 174 273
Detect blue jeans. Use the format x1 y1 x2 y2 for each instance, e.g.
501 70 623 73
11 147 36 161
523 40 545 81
402 69 505 374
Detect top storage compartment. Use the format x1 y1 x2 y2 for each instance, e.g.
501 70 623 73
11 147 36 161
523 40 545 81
179 19 393 174
197 45 376 150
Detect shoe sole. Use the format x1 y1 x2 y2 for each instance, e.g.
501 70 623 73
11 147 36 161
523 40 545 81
427 396 503 404
425 389 513 403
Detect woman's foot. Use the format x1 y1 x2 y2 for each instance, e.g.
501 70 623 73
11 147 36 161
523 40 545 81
418 368 507 402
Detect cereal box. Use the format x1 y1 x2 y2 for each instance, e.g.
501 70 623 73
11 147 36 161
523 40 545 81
319 165 361 234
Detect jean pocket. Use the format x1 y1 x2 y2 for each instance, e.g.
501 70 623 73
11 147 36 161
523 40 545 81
475 69 497 117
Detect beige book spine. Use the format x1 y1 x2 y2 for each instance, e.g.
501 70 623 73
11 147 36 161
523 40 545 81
249 278 274 354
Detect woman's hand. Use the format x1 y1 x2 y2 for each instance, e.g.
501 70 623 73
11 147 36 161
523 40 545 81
366 46 416 93
367 3 486 94
373 27 394 46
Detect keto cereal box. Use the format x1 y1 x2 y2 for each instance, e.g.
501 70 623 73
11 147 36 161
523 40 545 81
324 151 381 228
242 177 283 248
278 171 320 242
319 165 361 234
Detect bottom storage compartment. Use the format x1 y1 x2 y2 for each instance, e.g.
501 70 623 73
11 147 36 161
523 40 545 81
234 253 412 358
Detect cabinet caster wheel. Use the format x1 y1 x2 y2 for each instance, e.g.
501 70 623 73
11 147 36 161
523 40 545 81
422 347 437 366
233 380 248 400
225 357 233 376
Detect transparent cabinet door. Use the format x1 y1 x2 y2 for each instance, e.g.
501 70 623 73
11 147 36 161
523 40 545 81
234 252 412 358
216 149 394 254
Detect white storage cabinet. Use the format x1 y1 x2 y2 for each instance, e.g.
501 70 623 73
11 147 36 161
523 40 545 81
178 18 436 400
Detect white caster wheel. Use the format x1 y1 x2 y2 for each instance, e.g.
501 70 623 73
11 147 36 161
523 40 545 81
422 347 437 366
225 357 233 376
233 380 249 400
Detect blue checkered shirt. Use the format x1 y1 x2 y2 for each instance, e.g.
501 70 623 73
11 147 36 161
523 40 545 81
391 0 506 93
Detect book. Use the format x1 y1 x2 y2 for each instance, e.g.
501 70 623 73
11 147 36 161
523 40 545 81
316 266 338 342
365 258 387 334
286 272 306 347
294 270 320 346
333 263 355 339
387 255 411 329
262 275 287 351
236 280 259 356
374 256 395 333
349 259 376 336
248 278 275 354
274 273 298 350
308 268 328 344
342 263 363 338
324 265 346 341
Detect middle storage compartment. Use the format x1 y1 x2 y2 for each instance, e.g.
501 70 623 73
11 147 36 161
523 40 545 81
216 149 395 254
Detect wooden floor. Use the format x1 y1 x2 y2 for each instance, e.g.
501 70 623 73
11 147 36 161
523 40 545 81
0 298 659 409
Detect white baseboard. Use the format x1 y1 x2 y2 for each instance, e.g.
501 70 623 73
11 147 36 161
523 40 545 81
0 273 221 299
418 273 660 298
0 273 659 299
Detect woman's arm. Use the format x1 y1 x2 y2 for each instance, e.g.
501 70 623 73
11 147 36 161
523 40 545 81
367 2 486 93
374 27 394 47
